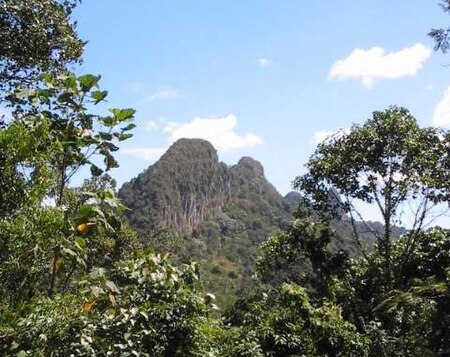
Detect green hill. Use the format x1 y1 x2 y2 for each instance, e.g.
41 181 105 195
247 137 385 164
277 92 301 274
119 139 301 306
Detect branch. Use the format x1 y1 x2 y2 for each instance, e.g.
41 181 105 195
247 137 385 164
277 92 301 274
345 196 369 260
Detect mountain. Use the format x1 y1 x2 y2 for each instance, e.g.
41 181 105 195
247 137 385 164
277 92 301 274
119 139 230 236
119 138 301 306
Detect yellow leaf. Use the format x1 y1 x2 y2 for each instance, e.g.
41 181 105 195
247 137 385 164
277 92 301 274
82 301 95 312
54 257 63 272
75 222 95 234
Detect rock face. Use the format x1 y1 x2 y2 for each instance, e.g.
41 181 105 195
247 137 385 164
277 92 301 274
119 138 300 237
119 139 231 236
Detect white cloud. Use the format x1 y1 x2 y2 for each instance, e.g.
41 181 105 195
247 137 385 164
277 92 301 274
313 131 333 144
329 43 431 88
313 128 350 144
258 58 272 67
122 147 166 161
163 122 180 134
146 88 179 102
432 85 450 127
164 115 263 152
145 120 159 131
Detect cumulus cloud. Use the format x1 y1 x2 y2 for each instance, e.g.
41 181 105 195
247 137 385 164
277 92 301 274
313 129 351 144
121 147 166 161
164 115 263 152
258 58 272 67
329 43 431 88
313 131 333 144
146 88 179 102
432 85 450 127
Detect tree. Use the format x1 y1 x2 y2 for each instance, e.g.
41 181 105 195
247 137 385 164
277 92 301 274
0 0 83 94
295 106 450 288
0 73 138 303
257 217 347 297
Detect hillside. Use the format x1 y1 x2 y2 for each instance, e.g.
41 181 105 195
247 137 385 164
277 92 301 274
119 139 302 305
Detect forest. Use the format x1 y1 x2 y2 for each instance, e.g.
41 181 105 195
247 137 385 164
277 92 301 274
1 0 450 356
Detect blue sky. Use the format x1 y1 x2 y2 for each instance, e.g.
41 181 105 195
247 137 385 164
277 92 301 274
74 1 450 199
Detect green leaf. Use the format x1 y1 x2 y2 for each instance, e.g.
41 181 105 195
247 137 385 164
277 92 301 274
57 92 76 105
78 74 100 92
100 142 120 152
80 204 94 218
75 236 87 250
101 116 116 127
90 165 103 177
91 90 108 104
122 123 137 131
109 108 136 121
98 132 113 141
64 75 78 92
63 247 77 257
118 133 133 141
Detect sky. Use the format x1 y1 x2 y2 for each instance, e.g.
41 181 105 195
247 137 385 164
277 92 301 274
73 1 450 200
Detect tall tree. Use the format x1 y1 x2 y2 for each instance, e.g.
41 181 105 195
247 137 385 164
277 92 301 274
295 106 450 287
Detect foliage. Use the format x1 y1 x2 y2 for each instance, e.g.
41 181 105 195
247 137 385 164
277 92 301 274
1 252 222 356
328 228 450 355
295 106 450 287
257 217 347 296
3 0 450 353
429 0 450 53
0 0 83 94
0 73 137 304
226 283 369 357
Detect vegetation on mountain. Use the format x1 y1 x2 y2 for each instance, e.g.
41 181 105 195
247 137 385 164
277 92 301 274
119 137 409 307
238 108 450 356
119 139 302 306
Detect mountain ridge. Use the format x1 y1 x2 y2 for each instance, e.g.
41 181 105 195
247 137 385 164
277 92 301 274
119 138 299 238
118 138 302 306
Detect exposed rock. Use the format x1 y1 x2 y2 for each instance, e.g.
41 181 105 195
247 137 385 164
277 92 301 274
119 138 298 237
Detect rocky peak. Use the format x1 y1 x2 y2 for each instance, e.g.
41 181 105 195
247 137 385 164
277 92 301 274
164 138 218 162
236 157 265 177
119 139 298 238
